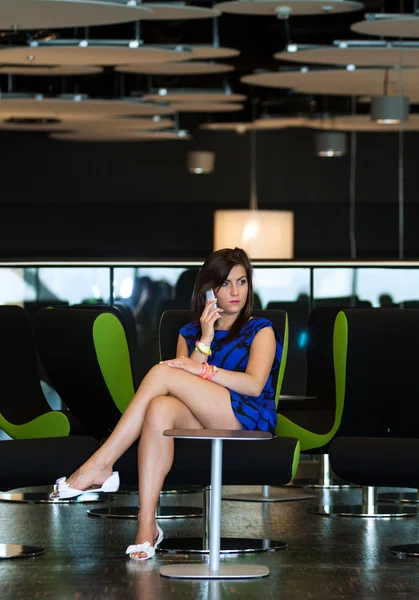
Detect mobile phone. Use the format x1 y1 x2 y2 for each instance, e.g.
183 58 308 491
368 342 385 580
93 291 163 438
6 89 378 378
206 289 217 307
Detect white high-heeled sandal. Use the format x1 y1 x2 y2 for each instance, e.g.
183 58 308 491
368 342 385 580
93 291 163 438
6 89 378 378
49 472 120 499
126 524 164 561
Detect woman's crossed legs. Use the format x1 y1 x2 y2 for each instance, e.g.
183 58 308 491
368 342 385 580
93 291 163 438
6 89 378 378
64 363 242 558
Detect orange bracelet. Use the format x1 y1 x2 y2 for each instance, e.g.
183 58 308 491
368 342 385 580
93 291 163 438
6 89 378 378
206 365 218 381
199 363 210 379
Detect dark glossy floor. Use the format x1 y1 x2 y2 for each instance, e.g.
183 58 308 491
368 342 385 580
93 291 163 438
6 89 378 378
1 460 419 600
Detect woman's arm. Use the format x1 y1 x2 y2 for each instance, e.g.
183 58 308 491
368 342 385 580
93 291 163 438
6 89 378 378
176 334 207 365
210 327 276 396
170 326 276 397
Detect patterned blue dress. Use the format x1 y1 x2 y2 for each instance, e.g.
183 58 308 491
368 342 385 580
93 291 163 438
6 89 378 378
179 317 282 434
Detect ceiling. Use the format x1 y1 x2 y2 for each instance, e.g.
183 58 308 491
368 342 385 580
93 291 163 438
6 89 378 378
0 0 419 139
3 0 416 137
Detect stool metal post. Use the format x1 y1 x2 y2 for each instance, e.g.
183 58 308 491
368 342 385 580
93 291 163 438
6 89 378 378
209 439 222 572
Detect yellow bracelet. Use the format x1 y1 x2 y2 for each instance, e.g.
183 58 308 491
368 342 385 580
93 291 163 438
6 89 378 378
195 340 211 356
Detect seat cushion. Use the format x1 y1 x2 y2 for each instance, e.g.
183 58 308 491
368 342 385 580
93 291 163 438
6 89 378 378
0 436 99 490
329 437 419 488
115 436 299 487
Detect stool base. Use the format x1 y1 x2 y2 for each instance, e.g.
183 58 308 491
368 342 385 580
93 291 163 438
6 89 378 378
379 492 419 504
160 563 269 579
390 544 419 557
160 486 203 495
158 537 286 554
0 490 102 504
0 544 45 559
87 506 202 519
286 478 355 490
223 490 315 503
306 504 417 518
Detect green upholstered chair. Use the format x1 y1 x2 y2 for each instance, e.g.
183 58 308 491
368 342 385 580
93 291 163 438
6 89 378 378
277 307 357 489
33 306 202 519
33 308 134 440
305 308 419 518
0 306 71 440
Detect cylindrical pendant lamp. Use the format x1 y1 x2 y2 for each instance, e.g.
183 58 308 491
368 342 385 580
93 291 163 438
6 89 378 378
371 96 409 124
214 209 294 259
315 132 347 157
187 151 215 174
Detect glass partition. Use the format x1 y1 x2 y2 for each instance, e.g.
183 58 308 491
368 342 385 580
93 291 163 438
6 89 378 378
2 261 419 401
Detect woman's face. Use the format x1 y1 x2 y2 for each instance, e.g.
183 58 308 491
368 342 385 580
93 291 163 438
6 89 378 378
215 264 248 315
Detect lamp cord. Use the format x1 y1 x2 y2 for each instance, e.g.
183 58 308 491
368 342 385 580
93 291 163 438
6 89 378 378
249 95 258 211
249 125 258 210
349 96 357 259
398 34 405 260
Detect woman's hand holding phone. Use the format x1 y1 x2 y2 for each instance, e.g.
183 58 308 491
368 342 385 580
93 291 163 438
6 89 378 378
200 289 223 345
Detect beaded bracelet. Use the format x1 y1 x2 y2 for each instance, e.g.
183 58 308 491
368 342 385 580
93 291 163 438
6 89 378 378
195 340 211 356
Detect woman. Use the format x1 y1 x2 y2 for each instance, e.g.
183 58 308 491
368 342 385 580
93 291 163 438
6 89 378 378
52 247 282 560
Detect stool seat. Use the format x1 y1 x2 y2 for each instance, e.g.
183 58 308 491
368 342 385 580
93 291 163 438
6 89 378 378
165 429 272 440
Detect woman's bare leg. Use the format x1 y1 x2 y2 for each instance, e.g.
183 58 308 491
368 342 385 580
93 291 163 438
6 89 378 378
66 364 240 490
131 395 241 559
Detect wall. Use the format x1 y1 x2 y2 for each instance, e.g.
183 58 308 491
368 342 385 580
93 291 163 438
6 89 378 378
1 127 416 259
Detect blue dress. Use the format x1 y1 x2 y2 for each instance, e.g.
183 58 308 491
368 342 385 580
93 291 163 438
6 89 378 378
179 317 282 434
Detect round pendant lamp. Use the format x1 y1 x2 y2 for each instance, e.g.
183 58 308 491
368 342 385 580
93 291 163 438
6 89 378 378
370 95 409 124
213 127 294 258
214 209 294 258
187 151 215 174
315 131 347 156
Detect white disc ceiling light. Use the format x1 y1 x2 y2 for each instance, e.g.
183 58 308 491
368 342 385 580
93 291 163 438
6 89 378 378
0 116 174 132
0 45 191 66
184 47 240 60
351 15 419 39
0 65 103 76
50 130 191 141
0 0 152 29
0 98 175 120
144 91 246 102
241 69 419 98
275 45 419 67
169 102 244 112
306 114 419 131
128 4 221 20
215 0 363 15
115 62 234 75
200 122 253 132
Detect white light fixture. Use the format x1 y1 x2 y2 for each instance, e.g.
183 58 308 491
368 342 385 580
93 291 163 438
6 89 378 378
213 128 294 259
371 95 409 124
214 210 294 259
187 151 215 174
315 131 347 157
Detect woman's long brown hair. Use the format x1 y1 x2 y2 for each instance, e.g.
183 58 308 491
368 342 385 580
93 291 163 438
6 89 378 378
191 247 254 342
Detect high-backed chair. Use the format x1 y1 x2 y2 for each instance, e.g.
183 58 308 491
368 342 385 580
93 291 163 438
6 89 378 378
34 307 201 519
306 308 419 518
266 300 310 396
0 435 99 558
33 308 130 440
0 306 72 440
151 309 302 554
329 437 419 549
277 307 359 489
